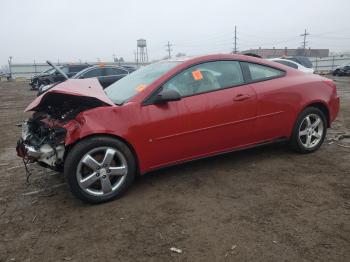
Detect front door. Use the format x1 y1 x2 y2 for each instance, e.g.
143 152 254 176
141 60 258 169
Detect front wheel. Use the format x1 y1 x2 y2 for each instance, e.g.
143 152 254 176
289 107 327 153
64 136 136 203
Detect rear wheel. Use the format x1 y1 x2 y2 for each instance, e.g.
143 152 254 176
64 136 136 203
290 107 327 153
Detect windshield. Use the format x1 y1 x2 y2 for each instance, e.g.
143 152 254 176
105 61 180 104
286 57 312 68
42 68 56 75
45 65 66 75
60 66 69 74
41 68 54 74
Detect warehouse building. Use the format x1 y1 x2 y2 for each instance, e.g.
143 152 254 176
241 48 329 58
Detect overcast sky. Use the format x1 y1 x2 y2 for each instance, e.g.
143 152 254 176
1 0 350 65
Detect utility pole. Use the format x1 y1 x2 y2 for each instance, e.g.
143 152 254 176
165 41 172 59
8 56 12 79
133 51 137 63
233 26 238 54
300 29 309 55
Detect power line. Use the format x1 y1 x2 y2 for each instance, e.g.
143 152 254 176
311 35 350 40
165 41 172 59
312 27 350 37
300 29 310 50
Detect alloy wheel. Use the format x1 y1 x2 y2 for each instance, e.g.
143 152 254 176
298 113 324 149
76 146 128 196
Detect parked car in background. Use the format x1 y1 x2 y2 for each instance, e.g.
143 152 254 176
282 56 313 69
29 63 91 90
37 64 135 95
332 63 350 76
72 64 135 88
269 58 314 74
0 72 10 80
29 67 55 89
17 54 339 203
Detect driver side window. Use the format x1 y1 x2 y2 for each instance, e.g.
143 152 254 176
163 61 244 97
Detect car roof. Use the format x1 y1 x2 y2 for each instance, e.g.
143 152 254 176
72 64 130 78
87 64 129 69
68 64 90 67
165 53 290 72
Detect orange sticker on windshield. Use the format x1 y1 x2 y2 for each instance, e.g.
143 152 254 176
136 84 147 92
192 70 203 81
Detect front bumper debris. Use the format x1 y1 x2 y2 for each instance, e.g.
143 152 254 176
16 138 65 167
16 120 66 168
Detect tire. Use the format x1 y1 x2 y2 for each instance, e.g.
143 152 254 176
289 107 327 154
64 136 136 203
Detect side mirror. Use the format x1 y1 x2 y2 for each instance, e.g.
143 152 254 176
154 89 181 104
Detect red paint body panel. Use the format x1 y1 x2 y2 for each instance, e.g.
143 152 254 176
29 54 340 174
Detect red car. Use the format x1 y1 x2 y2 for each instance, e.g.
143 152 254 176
17 54 340 203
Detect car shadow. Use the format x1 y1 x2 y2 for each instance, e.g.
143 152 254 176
133 141 291 187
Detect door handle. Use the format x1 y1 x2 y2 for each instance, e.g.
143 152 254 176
233 94 251 102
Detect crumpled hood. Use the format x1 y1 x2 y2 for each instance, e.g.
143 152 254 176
25 78 115 112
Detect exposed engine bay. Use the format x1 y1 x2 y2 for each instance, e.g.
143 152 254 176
16 92 108 170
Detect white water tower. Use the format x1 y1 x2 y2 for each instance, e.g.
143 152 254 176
137 39 148 63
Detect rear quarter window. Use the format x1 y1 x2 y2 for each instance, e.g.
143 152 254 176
243 62 285 82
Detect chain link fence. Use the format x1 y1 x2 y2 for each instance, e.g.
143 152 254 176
310 55 350 73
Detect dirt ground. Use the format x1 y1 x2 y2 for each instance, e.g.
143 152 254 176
0 77 349 262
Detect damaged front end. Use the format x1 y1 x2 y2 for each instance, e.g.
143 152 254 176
16 79 115 171
16 114 67 170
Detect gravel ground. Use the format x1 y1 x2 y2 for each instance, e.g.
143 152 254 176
0 77 349 262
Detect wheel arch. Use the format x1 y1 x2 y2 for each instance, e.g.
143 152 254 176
289 100 330 138
64 133 141 175
302 101 330 127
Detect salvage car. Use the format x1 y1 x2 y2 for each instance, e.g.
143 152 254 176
269 58 314 74
29 63 91 90
73 64 134 88
332 63 350 76
16 54 340 203
29 67 56 90
37 64 134 95
282 56 313 69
